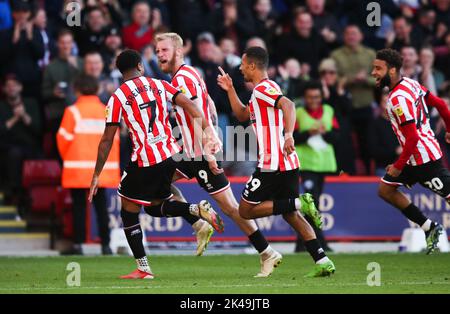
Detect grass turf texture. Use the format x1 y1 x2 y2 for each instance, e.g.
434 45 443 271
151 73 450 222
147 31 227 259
0 253 449 294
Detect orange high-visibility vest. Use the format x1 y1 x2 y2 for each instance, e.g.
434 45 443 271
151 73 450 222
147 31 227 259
57 95 120 188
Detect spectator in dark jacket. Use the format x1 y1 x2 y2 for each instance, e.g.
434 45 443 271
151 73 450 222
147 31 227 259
209 0 256 53
306 0 342 50
0 0 44 99
0 74 42 205
387 16 423 52
100 26 123 76
166 0 211 41
276 10 328 78
252 0 280 55
75 6 110 56
33 8 54 69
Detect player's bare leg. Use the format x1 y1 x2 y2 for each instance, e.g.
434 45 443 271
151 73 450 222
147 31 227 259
378 182 411 209
378 182 443 254
213 187 257 235
171 183 214 256
239 199 335 277
119 197 154 279
213 188 282 277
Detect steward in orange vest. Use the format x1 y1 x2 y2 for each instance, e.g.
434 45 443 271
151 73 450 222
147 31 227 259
57 80 120 189
56 74 119 255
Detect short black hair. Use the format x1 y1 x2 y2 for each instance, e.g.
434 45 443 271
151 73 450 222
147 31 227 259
376 48 403 72
244 46 269 70
345 24 361 32
57 28 73 40
394 15 412 25
303 80 322 95
116 49 142 74
73 74 98 95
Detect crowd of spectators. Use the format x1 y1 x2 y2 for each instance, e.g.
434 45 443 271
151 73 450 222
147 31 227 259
1 0 450 205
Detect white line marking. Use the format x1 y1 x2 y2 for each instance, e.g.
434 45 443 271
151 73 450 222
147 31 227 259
1 281 449 292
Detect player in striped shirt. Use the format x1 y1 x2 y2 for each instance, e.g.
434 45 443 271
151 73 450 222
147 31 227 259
218 46 335 277
155 32 283 277
372 48 449 254
88 49 224 279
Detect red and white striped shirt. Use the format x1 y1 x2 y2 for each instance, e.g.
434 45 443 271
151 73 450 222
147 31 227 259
249 79 300 171
106 76 181 167
387 77 442 166
171 64 218 158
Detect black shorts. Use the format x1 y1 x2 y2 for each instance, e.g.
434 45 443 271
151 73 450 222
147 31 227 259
175 157 230 195
382 159 450 199
241 168 300 204
118 157 176 205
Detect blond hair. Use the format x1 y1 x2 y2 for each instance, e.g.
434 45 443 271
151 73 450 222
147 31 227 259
154 32 184 50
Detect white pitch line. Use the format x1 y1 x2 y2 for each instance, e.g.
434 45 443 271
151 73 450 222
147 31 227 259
0 281 449 292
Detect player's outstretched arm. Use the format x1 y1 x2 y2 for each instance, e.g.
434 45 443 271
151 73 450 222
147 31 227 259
217 66 249 122
277 96 296 157
426 92 450 135
88 125 119 202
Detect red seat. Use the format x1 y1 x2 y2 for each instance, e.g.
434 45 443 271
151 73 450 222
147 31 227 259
21 160 73 247
22 160 61 188
22 160 72 215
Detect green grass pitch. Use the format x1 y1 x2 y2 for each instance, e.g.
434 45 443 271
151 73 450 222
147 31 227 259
0 253 449 294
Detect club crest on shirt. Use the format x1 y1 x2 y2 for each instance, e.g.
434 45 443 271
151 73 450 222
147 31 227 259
394 106 404 116
180 86 187 94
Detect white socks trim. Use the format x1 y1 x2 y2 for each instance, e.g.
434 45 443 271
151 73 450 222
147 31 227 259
421 219 432 232
316 256 330 265
295 198 301 210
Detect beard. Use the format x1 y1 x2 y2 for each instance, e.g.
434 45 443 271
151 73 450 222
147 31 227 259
378 72 391 90
167 51 178 73
158 51 177 74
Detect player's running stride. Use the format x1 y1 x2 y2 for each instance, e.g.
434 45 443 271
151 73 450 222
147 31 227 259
155 32 282 277
372 48 448 254
217 46 335 277
88 49 224 279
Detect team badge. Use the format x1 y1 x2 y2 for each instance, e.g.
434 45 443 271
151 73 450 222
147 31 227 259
394 106 404 116
180 86 187 94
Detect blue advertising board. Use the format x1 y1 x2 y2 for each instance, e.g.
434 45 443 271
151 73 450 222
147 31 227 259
88 178 450 242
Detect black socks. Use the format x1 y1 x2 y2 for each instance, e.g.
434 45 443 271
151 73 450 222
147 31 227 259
248 229 269 253
144 200 200 225
304 239 327 262
401 203 427 227
121 209 146 259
